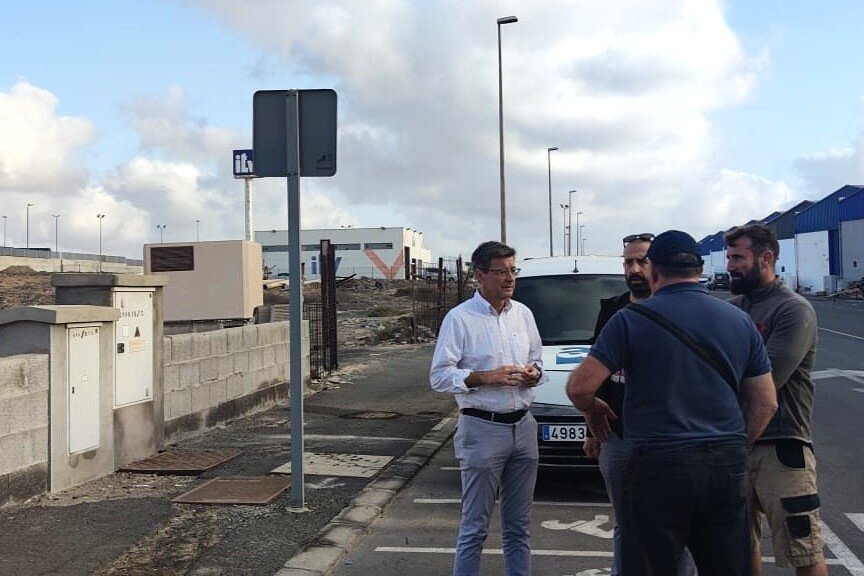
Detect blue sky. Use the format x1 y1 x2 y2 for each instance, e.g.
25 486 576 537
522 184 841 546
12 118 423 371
1 1 862 258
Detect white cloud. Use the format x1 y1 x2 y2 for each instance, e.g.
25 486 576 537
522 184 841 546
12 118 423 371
0 81 93 191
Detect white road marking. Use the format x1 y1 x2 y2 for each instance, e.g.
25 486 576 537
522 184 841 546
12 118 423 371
822 521 864 575
306 477 347 490
265 433 415 443
432 418 453 432
574 570 611 576
819 327 864 341
542 515 614 539
812 369 843 380
440 466 461 471
847 513 864 533
413 498 611 508
373 547 846 564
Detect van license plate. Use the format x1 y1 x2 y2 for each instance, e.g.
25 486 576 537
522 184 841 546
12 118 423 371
542 424 587 442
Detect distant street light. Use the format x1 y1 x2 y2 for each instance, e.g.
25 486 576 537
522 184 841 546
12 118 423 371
196 219 200 242
25 203 34 250
96 214 106 272
497 14 518 243
576 212 584 255
547 147 558 256
567 190 577 255
582 236 587 256
2 215 7 248
157 224 167 243
559 203 568 256
52 214 60 254
580 224 586 256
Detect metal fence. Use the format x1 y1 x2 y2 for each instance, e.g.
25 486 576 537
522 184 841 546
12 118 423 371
0 246 143 265
411 256 471 340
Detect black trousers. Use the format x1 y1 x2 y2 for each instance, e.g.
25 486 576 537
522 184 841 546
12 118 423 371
621 442 750 576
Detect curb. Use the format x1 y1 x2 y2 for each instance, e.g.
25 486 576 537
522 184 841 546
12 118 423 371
274 410 459 576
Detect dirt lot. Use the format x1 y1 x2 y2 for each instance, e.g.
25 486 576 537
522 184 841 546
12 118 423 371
0 268 439 346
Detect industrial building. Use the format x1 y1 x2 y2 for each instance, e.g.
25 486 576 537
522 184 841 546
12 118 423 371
255 227 432 280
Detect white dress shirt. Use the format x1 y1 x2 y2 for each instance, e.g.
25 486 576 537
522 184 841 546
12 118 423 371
429 290 545 412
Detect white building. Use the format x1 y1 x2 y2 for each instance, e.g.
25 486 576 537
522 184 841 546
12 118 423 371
255 227 432 280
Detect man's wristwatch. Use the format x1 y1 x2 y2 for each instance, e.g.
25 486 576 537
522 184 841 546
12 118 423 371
531 362 542 381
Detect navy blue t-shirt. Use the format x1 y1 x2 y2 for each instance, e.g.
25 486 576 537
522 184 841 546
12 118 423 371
590 282 771 447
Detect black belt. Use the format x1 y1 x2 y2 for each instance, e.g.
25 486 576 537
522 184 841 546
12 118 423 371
461 408 527 424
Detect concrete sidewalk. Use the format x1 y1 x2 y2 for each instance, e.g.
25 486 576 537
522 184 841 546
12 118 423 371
0 343 456 576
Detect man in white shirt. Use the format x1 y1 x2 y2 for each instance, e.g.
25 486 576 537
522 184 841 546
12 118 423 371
430 241 545 576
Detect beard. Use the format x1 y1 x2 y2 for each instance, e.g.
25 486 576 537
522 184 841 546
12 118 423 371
730 266 761 295
626 274 651 298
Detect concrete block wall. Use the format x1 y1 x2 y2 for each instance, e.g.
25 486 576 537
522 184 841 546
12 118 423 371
163 321 309 441
0 355 49 505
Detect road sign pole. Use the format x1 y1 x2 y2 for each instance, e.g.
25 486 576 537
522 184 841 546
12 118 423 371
244 177 253 242
286 90 305 509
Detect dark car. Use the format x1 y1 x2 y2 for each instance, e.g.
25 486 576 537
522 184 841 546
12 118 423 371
708 272 730 291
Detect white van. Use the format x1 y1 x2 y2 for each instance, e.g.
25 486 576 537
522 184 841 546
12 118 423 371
512 255 626 468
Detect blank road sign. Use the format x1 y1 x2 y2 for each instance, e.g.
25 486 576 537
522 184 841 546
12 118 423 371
253 89 337 178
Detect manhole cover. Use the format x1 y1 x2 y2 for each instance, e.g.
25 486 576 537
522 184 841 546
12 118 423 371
272 452 394 478
173 476 290 505
347 411 399 420
119 449 242 475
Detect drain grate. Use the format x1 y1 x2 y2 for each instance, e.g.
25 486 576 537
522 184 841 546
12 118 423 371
172 476 290 505
119 449 242 475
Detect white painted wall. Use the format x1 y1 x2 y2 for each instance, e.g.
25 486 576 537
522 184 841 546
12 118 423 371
256 227 432 280
708 250 726 276
795 231 830 292
776 238 798 290
841 219 864 283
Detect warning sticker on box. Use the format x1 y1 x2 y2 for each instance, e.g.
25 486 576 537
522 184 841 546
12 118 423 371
130 339 147 352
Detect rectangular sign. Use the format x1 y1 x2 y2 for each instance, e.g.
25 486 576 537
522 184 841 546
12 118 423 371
253 89 337 178
233 149 255 178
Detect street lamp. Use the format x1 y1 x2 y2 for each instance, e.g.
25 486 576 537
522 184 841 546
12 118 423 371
567 190 577 255
25 203 34 250
582 236 587 256
52 214 60 254
546 147 559 256
497 14 518 243
579 224 586 256
559 203 568 255
96 214 105 272
157 224 167 243
196 219 200 242
575 212 583 255
2 215 7 248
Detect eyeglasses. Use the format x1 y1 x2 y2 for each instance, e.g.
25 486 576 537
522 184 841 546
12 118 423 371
623 233 655 245
624 257 650 266
483 267 520 278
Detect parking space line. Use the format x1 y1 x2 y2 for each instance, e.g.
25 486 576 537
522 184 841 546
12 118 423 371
819 328 864 342
264 434 415 443
432 418 453 432
440 466 460 471
822 521 864 575
413 498 611 508
848 514 864 533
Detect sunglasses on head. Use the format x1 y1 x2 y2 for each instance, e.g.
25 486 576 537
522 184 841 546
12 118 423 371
623 233 655 245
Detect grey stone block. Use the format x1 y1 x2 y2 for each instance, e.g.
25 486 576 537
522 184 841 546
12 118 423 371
191 384 210 413
162 338 171 364
217 356 234 379
256 323 273 346
0 430 28 472
333 504 382 527
170 334 194 362
242 325 257 349
211 378 227 406
179 362 201 389
200 358 219 383
163 364 180 391
226 327 243 353
249 347 264 371
192 333 212 359
233 351 249 374
210 330 228 356
168 389 192 419
277 546 347 576
227 374 244 399
263 344 278 367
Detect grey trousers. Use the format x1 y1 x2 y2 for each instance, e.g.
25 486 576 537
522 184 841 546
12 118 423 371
453 412 539 576
599 434 698 576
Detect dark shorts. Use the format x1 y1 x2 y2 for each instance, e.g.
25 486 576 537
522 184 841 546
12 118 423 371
621 442 750 576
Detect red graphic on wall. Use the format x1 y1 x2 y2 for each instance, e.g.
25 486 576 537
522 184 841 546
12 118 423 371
364 249 405 280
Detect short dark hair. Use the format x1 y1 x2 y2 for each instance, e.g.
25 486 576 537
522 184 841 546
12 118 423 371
653 254 703 279
471 241 516 271
725 224 779 262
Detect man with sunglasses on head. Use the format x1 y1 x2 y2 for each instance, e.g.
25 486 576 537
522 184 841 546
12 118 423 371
584 233 697 576
567 230 778 576
430 240 545 576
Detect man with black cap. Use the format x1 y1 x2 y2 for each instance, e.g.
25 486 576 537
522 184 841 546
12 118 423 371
566 230 778 576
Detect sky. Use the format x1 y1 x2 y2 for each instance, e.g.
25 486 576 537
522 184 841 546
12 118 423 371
1 0 863 260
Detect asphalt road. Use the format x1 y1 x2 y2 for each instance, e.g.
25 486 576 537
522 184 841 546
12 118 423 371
334 296 864 576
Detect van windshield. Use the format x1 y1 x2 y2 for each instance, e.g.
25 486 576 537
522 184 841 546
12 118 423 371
513 275 627 345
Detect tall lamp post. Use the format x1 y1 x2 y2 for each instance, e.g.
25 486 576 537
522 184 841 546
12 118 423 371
582 236 587 256
579 224 585 256
157 224 167 243
567 190 577 255
52 214 60 254
2 215 7 248
196 219 200 242
25 203 34 250
559 203 568 255
575 211 583 255
497 15 518 243
96 214 105 272
546 147 558 256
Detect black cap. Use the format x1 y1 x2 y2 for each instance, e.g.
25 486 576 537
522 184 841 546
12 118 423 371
647 230 704 268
